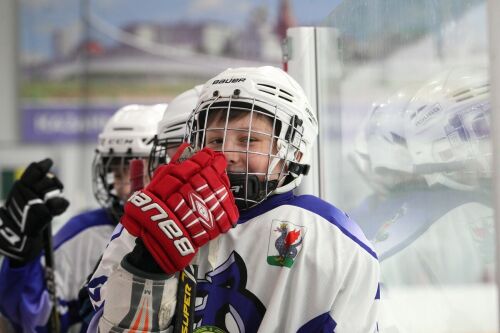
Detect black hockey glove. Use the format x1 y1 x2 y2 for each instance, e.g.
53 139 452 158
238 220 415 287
0 158 69 264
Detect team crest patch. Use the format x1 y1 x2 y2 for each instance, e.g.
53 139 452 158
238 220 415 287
267 220 305 268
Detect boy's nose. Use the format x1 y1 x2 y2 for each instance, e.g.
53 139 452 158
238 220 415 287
223 140 244 167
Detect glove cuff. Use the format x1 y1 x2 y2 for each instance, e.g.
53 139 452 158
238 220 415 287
123 239 172 278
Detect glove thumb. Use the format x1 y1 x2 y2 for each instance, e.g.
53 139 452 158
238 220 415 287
169 143 196 164
46 197 70 216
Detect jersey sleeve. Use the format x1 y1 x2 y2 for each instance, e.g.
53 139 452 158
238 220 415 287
87 223 136 311
0 209 115 333
330 240 380 333
289 195 380 332
327 209 380 333
0 256 53 332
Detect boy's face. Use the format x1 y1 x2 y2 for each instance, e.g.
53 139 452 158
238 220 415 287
110 158 152 200
111 164 131 201
204 112 282 181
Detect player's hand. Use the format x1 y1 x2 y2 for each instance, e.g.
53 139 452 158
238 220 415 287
0 158 69 264
121 144 239 274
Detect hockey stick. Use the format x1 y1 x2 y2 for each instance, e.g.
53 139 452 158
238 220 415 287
173 264 197 333
167 146 199 333
131 153 198 333
43 223 61 333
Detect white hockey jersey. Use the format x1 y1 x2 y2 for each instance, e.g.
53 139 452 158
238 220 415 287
88 191 380 333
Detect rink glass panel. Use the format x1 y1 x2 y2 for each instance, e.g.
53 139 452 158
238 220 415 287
317 0 496 332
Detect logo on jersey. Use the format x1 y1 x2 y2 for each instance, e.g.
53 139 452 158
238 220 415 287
267 220 305 268
194 251 265 332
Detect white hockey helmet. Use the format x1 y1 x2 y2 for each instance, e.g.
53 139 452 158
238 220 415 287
148 85 203 176
405 68 491 190
351 88 423 194
186 66 318 210
365 89 414 174
93 104 166 220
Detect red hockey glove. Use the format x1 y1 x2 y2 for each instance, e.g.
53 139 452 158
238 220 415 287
121 144 239 274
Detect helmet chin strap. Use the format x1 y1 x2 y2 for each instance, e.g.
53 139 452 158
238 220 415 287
227 161 310 210
228 174 278 210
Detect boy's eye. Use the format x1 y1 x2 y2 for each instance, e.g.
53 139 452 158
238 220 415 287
207 138 224 145
240 137 257 143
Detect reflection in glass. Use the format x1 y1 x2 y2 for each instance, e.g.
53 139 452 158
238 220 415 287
349 68 494 332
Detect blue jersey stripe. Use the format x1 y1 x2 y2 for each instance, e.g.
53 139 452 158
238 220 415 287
109 224 124 243
288 195 377 259
53 209 115 250
297 312 337 333
238 192 377 259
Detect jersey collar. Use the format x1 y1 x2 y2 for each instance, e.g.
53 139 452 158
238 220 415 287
237 191 295 224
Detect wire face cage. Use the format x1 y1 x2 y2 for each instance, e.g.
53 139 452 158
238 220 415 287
92 152 139 221
186 94 306 210
148 136 184 177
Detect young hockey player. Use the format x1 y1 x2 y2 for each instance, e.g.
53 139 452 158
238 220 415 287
94 66 380 333
0 104 165 333
85 85 203 324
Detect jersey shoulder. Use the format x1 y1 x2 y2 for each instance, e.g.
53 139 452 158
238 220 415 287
54 208 114 249
287 195 377 259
